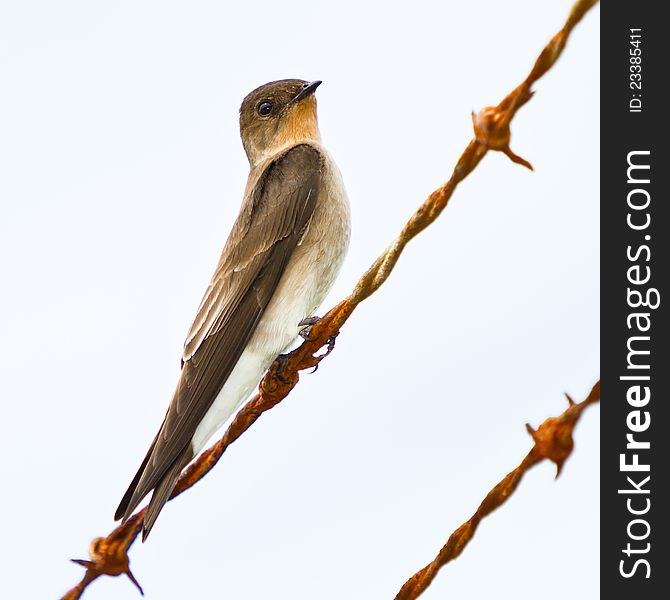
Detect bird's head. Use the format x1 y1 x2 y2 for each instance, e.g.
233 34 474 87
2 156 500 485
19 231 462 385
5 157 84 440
239 79 322 165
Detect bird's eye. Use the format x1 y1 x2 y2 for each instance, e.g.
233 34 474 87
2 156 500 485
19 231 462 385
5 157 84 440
257 102 272 116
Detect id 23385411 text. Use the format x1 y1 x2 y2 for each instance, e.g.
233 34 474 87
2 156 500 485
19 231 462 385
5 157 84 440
629 29 642 113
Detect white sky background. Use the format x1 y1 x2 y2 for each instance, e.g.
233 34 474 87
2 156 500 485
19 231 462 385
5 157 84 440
0 1 599 598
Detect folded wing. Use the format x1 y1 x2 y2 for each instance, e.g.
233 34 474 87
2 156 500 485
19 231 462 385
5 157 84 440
115 144 322 536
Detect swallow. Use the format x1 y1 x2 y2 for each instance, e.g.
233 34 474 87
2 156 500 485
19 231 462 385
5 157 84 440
115 79 350 539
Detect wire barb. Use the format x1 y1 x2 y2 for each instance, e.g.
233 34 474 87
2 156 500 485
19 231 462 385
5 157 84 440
60 1 599 598
394 381 600 600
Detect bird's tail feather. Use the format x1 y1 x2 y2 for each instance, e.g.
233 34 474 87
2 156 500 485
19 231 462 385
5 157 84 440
141 448 192 541
114 437 158 522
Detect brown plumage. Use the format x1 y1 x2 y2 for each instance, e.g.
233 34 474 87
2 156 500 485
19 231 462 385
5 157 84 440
114 79 353 540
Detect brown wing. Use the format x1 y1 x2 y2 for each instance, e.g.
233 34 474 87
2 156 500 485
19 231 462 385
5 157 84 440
115 144 322 530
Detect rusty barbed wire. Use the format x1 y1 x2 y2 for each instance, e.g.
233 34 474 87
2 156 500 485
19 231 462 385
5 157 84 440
62 0 598 597
394 381 600 599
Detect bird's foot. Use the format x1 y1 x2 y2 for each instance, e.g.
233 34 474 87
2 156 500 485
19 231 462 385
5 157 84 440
320 331 338 358
298 316 320 341
297 316 339 374
274 353 293 384
308 331 339 374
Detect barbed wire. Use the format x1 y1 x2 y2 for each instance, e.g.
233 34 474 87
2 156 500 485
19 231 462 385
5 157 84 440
394 381 600 599
61 0 599 597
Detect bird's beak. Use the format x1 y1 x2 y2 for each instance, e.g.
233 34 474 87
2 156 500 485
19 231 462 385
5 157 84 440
289 80 322 105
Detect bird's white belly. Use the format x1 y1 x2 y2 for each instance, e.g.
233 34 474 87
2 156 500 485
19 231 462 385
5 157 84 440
189 282 318 455
190 345 269 454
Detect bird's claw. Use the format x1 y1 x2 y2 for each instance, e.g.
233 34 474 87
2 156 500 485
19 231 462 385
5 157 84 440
308 332 339 374
322 332 338 357
296 316 339 373
298 316 320 341
274 353 292 384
